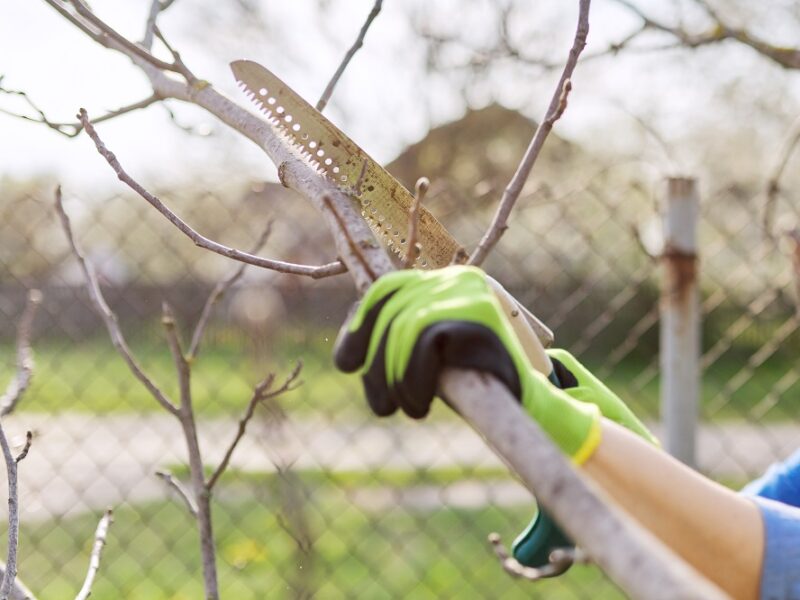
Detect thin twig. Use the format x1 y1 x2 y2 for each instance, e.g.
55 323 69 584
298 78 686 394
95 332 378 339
468 0 591 266
161 302 191 406
785 228 800 317
1 290 42 417
76 109 346 279
763 114 800 237
613 0 800 69
402 177 429 268
0 79 161 138
316 0 383 112
630 223 658 263
55 186 180 416
152 25 195 84
14 432 32 464
66 0 195 80
322 193 378 282
156 471 198 517
74 508 113 600
207 363 302 491
188 224 273 360
142 0 162 49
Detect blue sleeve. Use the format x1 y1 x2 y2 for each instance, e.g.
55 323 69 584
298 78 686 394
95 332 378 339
740 449 800 599
742 447 800 507
747 497 800 600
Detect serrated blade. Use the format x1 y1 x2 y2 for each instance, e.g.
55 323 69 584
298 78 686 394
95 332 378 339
231 59 465 268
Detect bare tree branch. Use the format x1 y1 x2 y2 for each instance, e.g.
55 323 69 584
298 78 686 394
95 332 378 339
0 298 40 600
74 508 113 600
0 77 161 138
321 193 379 283
207 362 302 491
77 109 346 279
188 224 273 360
613 0 800 70
156 471 198 517
66 0 196 81
763 114 800 236
0 425 31 599
316 0 383 112
142 0 163 49
469 0 590 265
161 302 191 405
14 432 32 465
55 186 180 416
1 290 42 417
402 177 428 268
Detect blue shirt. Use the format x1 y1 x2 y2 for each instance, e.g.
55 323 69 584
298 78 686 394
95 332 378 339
741 448 800 599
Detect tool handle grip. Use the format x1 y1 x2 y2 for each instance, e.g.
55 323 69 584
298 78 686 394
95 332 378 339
511 368 575 570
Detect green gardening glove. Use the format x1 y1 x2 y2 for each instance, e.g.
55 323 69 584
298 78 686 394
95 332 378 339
333 265 603 461
545 349 658 447
512 350 659 567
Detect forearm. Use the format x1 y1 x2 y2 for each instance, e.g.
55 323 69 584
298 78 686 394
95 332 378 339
582 419 763 600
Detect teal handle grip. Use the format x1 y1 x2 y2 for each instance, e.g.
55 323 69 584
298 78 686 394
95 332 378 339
511 368 575 570
512 508 573 568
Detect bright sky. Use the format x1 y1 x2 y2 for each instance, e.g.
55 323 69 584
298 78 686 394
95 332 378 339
2 1 799 194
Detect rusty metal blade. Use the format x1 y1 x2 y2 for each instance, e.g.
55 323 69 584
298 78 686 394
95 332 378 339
230 59 465 268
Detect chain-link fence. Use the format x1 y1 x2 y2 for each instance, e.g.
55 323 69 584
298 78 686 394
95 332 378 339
2 153 800 599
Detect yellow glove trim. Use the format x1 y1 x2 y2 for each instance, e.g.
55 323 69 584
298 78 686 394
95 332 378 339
570 417 603 466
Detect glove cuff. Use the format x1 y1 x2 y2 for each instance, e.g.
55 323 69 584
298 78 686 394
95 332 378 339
521 372 603 463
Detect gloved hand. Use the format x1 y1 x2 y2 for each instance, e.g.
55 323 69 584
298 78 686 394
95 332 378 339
512 349 658 568
333 266 658 566
335 266 603 460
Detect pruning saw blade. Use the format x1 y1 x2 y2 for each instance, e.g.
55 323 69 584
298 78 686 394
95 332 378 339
230 59 554 346
230 59 466 269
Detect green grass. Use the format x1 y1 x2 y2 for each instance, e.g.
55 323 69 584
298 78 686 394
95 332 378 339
166 463 512 489
5 328 800 421
0 329 363 418
598 352 800 421
17 473 622 600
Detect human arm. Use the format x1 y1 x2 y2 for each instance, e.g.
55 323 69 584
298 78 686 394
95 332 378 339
332 267 799 599
584 419 762 600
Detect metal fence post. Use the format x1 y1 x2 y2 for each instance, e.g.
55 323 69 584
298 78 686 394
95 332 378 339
660 177 701 467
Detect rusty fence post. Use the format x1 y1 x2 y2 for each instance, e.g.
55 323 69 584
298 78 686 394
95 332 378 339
660 177 701 467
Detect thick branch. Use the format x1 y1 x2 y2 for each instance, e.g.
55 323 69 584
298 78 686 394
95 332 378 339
440 370 725 599
207 363 302 491
77 109 346 280
74 509 113 600
469 0 589 265
55 187 180 416
316 0 383 112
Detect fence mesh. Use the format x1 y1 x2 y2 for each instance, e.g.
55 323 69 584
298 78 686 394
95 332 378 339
2 154 800 599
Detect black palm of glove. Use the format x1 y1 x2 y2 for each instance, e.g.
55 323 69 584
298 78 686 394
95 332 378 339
333 268 525 419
